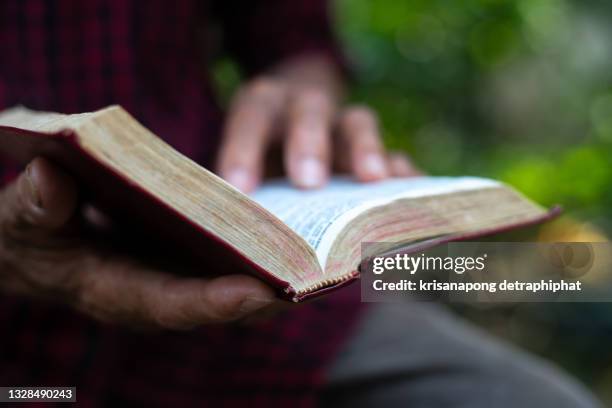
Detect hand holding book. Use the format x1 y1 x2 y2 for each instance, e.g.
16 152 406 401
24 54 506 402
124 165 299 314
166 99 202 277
0 157 277 329
0 55 426 329
0 101 416 328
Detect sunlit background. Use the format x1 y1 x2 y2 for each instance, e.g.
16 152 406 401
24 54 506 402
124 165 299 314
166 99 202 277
215 0 612 403
333 0 612 402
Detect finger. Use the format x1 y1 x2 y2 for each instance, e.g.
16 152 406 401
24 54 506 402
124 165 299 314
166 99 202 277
1 157 78 232
285 88 334 189
78 257 277 329
339 106 390 182
217 78 286 193
388 152 424 177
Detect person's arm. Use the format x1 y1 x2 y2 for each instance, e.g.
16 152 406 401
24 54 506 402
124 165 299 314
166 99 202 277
212 0 420 192
0 158 275 329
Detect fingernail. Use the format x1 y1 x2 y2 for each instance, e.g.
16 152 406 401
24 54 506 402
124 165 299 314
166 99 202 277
362 154 389 179
23 163 43 209
225 168 255 193
240 296 274 314
297 157 326 188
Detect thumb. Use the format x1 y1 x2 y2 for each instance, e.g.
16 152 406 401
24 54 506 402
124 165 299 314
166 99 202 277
5 157 78 231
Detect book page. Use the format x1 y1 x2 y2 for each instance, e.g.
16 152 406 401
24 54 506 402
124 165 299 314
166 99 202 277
251 176 499 268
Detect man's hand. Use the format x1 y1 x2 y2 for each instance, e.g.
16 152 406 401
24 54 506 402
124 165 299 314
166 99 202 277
0 158 276 329
217 54 421 192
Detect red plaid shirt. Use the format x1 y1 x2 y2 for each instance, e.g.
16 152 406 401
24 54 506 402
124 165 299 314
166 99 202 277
0 1 363 406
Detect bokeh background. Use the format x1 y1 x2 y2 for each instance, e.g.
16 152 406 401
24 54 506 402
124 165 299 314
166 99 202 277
335 0 612 224
215 0 612 403
332 0 612 403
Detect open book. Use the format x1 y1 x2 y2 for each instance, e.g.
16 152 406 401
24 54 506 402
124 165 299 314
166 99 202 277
0 106 555 301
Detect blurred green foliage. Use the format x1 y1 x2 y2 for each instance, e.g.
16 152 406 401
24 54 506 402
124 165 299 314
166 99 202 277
334 0 612 232
332 1 612 400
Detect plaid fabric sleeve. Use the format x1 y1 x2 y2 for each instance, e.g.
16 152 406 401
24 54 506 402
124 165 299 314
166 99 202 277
211 0 349 77
0 164 19 187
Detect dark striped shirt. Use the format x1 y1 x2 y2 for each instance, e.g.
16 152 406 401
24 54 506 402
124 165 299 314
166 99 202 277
0 1 363 406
